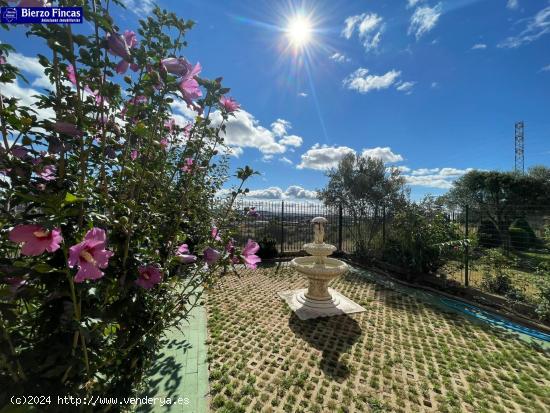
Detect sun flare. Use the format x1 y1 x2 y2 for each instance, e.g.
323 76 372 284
286 15 312 48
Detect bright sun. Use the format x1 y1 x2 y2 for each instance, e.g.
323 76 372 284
286 15 312 48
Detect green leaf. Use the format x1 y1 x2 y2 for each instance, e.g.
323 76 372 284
32 263 53 273
64 192 85 205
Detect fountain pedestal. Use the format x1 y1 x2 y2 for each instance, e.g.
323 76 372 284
278 217 366 320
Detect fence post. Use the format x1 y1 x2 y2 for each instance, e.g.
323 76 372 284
338 203 343 252
464 204 469 287
280 201 285 257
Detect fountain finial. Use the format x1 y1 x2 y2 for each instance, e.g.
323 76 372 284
311 216 327 244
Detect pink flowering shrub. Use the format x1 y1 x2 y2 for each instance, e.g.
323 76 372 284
0 1 259 402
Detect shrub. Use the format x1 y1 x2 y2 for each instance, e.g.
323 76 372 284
535 264 550 321
477 249 522 298
382 199 462 277
257 237 278 259
477 220 502 248
509 218 537 251
0 2 259 404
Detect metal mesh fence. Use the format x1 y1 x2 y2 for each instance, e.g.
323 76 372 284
223 199 550 307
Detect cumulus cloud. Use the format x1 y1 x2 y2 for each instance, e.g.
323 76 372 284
246 185 318 200
298 145 403 170
279 157 293 165
2 79 54 121
343 68 401 94
499 5 550 48
408 3 442 40
173 106 305 156
298 92 308 97
403 167 473 189
271 119 291 137
362 147 404 163
341 13 384 52
297 144 355 171
329 52 351 63
471 43 487 50
507 0 519 10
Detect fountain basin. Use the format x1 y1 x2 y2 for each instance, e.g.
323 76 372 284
303 242 336 257
291 256 348 278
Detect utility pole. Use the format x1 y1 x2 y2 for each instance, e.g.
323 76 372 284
515 121 525 174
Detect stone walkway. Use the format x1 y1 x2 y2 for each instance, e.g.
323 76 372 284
138 305 209 413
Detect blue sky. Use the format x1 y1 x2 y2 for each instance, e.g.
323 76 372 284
3 0 550 201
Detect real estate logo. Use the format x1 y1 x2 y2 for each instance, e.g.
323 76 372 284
0 7 82 24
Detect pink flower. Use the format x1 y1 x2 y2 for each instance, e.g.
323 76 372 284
123 30 138 49
53 121 82 137
211 226 221 241
176 61 202 104
161 57 186 76
175 243 197 264
225 240 239 264
38 165 56 181
11 145 28 159
131 150 139 160
180 157 194 173
220 96 240 113
9 224 63 256
17 0 50 6
0 56 5 65
68 228 114 283
5 277 26 295
160 138 169 150
136 265 163 289
164 118 176 132
242 239 261 269
107 31 137 74
106 32 131 61
67 64 77 85
247 207 260 218
178 77 202 105
183 124 192 137
203 247 221 265
129 95 147 105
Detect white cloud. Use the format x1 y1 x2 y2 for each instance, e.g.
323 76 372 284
297 144 355 171
2 79 54 121
329 52 351 63
198 109 305 156
248 186 284 199
6 52 54 89
271 119 291 137
471 43 487 50
343 68 401 94
278 134 303 148
285 185 318 200
279 156 293 165
342 13 384 52
362 147 404 163
246 185 318 200
499 5 550 48
431 81 439 88
121 0 155 15
403 167 473 189
542 64 550 72
507 0 519 10
408 3 442 40
298 92 308 97
396 81 416 94
407 0 425 8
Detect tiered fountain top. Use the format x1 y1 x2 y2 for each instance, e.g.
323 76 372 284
304 216 335 258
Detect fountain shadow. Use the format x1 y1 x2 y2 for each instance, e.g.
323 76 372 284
288 313 362 382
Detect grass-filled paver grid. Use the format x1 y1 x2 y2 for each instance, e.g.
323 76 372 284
206 264 550 413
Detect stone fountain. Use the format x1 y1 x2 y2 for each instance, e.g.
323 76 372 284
278 217 366 320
